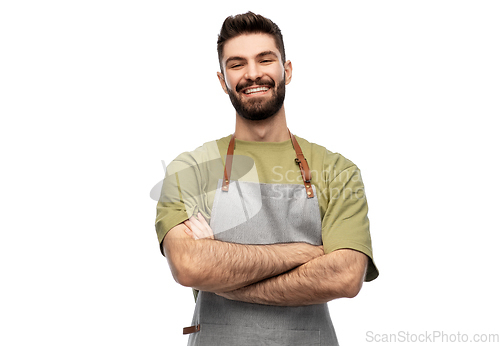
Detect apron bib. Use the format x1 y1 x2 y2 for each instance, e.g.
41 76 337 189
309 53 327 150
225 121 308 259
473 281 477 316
186 133 338 346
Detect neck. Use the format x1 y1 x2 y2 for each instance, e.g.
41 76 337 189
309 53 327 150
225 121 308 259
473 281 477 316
234 106 289 142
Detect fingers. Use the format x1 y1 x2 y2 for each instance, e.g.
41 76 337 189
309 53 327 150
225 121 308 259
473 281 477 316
184 213 214 240
191 213 214 240
183 221 197 239
197 213 212 232
199 214 215 240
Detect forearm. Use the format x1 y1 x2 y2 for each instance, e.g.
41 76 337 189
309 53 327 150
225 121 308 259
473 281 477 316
217 249 368 306
163 224 323 293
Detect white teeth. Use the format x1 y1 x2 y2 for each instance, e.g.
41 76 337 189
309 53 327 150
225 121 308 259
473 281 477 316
244 87 269 94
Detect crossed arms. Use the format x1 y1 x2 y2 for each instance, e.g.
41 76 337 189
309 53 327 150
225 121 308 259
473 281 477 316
162 214 368 306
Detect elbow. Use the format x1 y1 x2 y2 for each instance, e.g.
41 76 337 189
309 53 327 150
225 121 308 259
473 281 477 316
342 272 365 299
343 254 368 299
165 250 198 288
163 237 200 288
174 270 196 288
344 281 363 298
170 258 198 288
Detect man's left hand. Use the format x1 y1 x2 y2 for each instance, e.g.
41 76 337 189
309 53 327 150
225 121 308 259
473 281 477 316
183 213 214 240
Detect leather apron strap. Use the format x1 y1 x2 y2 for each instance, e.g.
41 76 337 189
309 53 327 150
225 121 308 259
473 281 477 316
221 131 314 198
221 134 235 192
183 324 201 335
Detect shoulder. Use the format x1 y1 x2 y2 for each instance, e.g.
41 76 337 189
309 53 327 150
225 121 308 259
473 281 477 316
294 135 357 177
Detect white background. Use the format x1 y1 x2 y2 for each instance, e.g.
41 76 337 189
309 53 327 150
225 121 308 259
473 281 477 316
1 1 499 345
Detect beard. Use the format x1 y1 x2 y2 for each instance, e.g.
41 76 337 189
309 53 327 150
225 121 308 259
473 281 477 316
227 76 286 121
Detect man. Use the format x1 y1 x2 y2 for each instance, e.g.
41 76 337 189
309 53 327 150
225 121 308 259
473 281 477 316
156 12 378 346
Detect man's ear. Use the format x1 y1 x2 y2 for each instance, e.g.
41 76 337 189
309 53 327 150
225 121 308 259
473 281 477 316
284 60 293 85
217 72 229 94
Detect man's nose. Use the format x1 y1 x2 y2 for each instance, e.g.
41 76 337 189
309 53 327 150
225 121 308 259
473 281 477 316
244 61 263 81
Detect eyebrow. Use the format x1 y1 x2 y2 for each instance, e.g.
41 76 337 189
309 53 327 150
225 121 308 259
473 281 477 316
225 50 279 67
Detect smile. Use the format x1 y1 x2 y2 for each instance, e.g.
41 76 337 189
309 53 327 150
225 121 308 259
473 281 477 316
243 86 270 95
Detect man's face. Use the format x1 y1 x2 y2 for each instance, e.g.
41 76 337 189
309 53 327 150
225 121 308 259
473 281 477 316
217 33 292 121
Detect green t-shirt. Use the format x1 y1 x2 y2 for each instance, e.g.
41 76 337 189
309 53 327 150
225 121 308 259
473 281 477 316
156 135 379 281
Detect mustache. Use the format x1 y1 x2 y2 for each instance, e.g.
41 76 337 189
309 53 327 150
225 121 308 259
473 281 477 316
236 78 275 93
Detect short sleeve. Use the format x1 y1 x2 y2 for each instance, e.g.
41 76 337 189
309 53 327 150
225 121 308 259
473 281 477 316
321 164 379 282
155 154 206 255
155 141 224 256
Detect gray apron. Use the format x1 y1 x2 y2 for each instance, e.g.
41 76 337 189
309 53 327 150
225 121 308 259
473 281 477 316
185 133 339 346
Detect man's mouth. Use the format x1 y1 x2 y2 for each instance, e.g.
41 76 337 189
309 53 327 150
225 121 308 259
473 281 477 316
243 86 270 95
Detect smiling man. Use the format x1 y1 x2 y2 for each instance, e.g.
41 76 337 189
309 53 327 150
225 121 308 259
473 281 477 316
156 12 379 346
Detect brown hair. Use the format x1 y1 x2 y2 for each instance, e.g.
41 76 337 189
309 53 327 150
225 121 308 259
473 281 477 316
217 12 286 72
